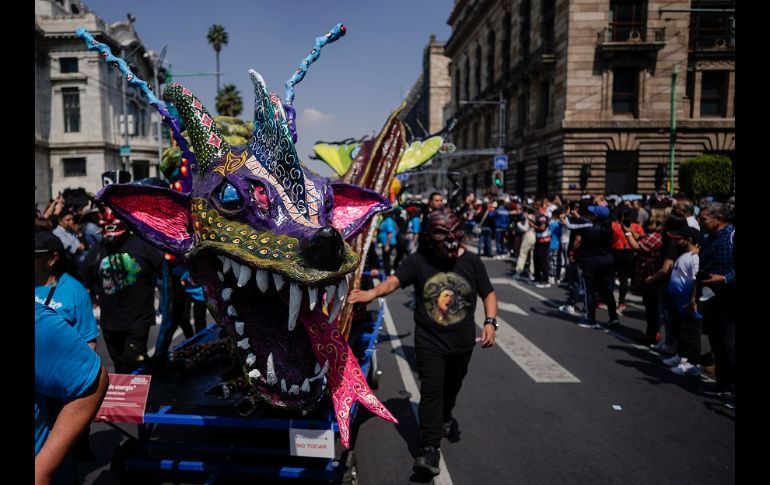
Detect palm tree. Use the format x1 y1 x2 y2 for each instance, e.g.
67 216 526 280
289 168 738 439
216 84 243 117
207 24 229 93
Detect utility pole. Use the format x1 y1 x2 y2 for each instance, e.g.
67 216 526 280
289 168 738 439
668 63 677 197
121 46 130 174
148 46 168 174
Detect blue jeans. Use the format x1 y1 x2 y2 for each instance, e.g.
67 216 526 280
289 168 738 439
495 229 507 255
477 228 493 256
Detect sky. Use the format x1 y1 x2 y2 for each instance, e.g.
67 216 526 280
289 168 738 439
82 0 454 177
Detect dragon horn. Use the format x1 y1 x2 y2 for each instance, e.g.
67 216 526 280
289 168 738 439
74 28 196 176
163 83 230 174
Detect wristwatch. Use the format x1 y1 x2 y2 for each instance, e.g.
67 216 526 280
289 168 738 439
484 317 499 330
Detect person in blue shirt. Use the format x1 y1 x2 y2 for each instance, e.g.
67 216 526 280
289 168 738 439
548 208 564 283
378 212 399 275
493 200 510 258
35 302 109 485
407 207 422 254
35 231 99 348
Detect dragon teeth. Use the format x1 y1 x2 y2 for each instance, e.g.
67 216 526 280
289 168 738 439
237 265 252 287
227 305 237 317
315 362 321 374
221 288 232 302
288 283 302 331
230 259 241 278
220 256 232 274
289 384 299 395
255 269 269 293
328 294 342 323
324 284 336 306
280 378 287 394
308 287 318 311
245 353 256 366
301 378 310 392
248 368 261 379
266 353 277 385
237 337 250 350
217 271 225 282
309 360 329 382
338 278 348 301
234 321 244 336
273 273 285 291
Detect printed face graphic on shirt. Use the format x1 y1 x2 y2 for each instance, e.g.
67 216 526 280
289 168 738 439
99 253 141 295
423 272 473 325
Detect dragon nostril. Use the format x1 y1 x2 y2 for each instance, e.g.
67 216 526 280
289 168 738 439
302 226 344 270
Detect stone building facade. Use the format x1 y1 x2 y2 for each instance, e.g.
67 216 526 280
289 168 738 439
443 0 735 198
35 0 166 208
399 36 453 196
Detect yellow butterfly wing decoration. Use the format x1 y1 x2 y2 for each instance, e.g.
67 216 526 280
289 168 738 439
312 143 360 177
395 136 444 174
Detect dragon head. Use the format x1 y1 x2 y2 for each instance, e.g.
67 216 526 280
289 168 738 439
77 25 397 446
97 72 388 413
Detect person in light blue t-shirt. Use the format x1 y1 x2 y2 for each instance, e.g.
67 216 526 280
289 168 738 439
548 209 564 282
35 302 108 485
378 213 399 275
35 231 99 347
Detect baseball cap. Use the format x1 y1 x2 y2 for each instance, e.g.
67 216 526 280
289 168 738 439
668 226 702 244
35 231 65 253
587 205 610 219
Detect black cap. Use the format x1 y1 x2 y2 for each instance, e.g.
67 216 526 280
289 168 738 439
35 231 65 253
668 226 702 244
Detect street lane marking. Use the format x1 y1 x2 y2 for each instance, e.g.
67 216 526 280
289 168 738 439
475 301 580 383
382 300 454 485
147 327 183 357
498 301 529 316
491 277 549 302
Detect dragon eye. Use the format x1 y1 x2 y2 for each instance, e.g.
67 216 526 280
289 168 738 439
217 182 244 212
252 181 269 211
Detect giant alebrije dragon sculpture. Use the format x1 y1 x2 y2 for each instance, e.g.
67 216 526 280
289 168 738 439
75 25 397 448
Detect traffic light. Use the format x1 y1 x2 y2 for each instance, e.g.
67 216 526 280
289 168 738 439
493 169 504 188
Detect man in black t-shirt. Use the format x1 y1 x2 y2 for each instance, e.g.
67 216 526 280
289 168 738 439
81 207 163 373
350 207 498 478
571 205 620 328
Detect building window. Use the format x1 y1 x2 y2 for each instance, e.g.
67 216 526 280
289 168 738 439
132 160 150 180
62 157 86 177
605 151 638 194
700 70 728 117
472 173 478 194
612 68 638 115
537 157 549 196
62 87 80 133
516 161 526 196
485 112 493 147
690 1 734 50
541 0 555 49
517 93 528 130
454 69 461 103
538 81 550 127
486 30 496 87
71 3 80 14
502 13 512 75
609 0 647 42
475 44 482 95
59 57 78 73
519 0 531 59
464 58 471 101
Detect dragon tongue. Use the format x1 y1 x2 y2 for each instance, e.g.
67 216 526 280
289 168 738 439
299 307 397 448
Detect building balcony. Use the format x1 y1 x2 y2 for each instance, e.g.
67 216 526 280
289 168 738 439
596 26 666 52
691 33 735 56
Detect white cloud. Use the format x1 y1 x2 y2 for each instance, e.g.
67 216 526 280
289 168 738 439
300 108 334 125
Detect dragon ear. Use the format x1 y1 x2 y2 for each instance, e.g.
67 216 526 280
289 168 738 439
330 183 391 240
95 184 193 254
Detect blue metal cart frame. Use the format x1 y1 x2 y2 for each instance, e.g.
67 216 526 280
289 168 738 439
105 274 384 484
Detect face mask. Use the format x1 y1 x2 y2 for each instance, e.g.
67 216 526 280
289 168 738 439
98 207 128 245
426 209 464 259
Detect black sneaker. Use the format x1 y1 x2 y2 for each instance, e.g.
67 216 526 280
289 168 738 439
443 418 461 443
413 446 441 476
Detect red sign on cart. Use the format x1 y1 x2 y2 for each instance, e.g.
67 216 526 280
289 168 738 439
94 374 151 424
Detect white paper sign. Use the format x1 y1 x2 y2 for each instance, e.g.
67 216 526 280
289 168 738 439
289 427 335 458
